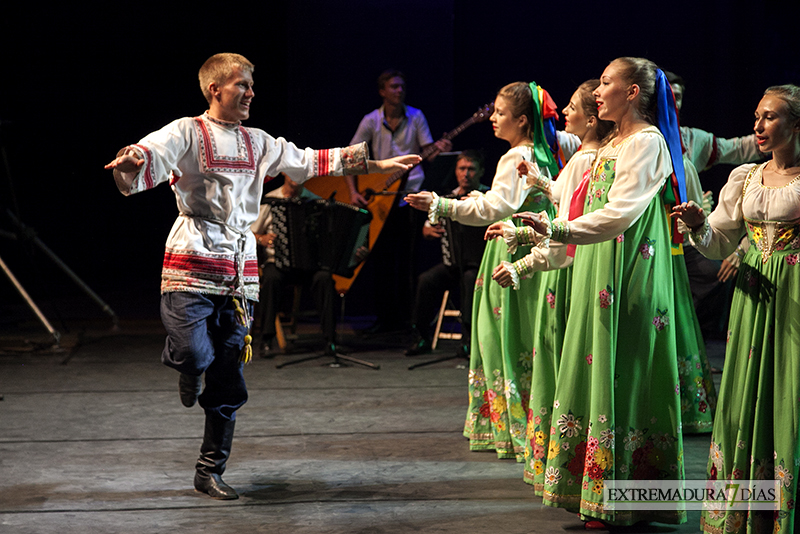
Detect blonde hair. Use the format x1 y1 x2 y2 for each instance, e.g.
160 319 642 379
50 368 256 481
199 53 255 104
609 57 659 124
764 85 800 124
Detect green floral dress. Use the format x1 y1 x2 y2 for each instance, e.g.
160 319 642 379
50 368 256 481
539 127 686 526
512 149 597 486
694 163 800 534
673 251 718 433
432 144 553 461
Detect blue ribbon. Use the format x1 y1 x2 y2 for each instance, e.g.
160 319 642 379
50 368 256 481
655 69 686 204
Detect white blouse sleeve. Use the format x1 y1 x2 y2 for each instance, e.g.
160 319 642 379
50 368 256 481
557 130 582 162
260 135 369 184
556 131 672 245
683 157 704 206
114 118 194 196
507 151 595 279
689 164 753 259
448 147 543 226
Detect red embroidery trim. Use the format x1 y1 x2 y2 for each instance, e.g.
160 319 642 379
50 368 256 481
194 118 256 172
163 252 259 278
133 144 154 190
317 149 329 176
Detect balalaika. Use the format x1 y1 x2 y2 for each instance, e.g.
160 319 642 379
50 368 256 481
263 197 372 278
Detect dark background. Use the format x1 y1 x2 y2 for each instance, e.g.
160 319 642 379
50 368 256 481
1 0 798 326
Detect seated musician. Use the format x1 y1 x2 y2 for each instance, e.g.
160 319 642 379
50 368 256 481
251 174 337 357
406 150 488 357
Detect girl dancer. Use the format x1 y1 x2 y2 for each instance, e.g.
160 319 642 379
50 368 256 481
515 57 688 527
488 79 614 489
674 84 800 534
405 82 577 461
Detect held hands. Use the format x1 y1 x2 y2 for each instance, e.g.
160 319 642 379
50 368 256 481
492 263 514 288
404 191 434 212
368 154 422 174
670 201 706 231
104 153 144 173
484 222 506 241
512 211 547 234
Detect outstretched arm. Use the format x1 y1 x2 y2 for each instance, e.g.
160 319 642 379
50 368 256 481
405 191 435 212
105 152 144 173
368 154 421 174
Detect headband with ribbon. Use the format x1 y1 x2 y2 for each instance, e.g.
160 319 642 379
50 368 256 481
529 81 562 178
654 68 687 205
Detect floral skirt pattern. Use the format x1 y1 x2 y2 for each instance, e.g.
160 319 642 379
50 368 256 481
522 265 571 488
463 218 543 461
539 198 686 526
700 239 800 534
673 253 718 433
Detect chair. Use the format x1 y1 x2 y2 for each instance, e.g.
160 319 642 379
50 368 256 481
431 290 462 349
273 285 302 350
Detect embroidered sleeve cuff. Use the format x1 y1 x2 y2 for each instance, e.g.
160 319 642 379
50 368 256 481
550 218 571 244
340 141 369 175
522 161 552 196
688 218 711 248
501 260 521 290
113 145 148 196
428 192 454 225
503 223 534 255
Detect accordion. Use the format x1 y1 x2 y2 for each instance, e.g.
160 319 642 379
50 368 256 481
264 197 372 277
440 217 487 270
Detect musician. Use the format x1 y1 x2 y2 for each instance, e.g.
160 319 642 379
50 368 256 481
251 175 338 357
406 150 488 357
346 70 452 334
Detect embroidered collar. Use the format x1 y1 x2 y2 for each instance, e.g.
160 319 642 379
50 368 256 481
203 111 241 128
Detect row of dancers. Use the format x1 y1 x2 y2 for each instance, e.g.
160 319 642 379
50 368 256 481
404 57 800 533
106 52 800 534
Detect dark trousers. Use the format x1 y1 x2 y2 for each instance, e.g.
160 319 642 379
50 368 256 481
411 262 477 344
259 263 336 344
160 292 250 421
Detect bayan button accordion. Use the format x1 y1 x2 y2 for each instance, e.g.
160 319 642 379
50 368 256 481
263 197 372 277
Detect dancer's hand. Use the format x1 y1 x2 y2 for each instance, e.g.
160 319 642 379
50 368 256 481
512 212 547 234
492 263 514 288
105 153 143 173
484 222 505 241
368 154 421 174
671 201 706 231
404 191 434 211
717 259 738 282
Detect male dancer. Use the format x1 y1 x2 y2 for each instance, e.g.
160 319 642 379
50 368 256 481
105 53 418 499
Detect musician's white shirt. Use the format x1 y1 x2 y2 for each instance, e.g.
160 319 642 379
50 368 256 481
251 186 321 264
114 112 367 300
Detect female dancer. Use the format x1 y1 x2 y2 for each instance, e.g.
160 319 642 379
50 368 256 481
489 79 614 489
515 57 688 527
674 84 800 534
405 82 577 461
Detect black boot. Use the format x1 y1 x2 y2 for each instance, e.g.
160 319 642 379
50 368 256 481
193 416 238 500
179 373 202 408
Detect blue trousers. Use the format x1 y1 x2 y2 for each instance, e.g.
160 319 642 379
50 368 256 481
160 292 251 421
